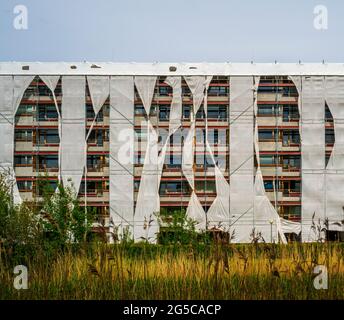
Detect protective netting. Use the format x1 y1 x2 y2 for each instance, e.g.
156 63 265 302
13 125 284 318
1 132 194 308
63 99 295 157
0 76 34 204
60 76 86 194
3 72 344 243
133 76 159 243
229 77 254 243
109 76 134 241
301 76 326 242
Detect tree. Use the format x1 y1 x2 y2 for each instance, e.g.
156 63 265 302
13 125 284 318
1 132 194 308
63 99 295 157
39 179 95 246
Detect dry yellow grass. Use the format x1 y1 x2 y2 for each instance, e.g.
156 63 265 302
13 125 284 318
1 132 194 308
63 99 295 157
1 243 343 300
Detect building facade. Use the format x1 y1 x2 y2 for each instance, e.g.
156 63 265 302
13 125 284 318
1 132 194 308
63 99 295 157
1 63 344 243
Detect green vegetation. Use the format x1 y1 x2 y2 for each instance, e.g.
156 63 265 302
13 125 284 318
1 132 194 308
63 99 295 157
0 174 343 300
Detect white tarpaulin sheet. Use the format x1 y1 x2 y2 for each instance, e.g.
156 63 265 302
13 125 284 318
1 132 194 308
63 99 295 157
205 76 230 232
280 218 302 235
60 76 86 194
0 76 34 204
109 76 134 240
157 76 183 182
230 76 254 243
301 76 326 242
87 76 110 139
207 166 230 231
134 76 159 242
253 76 288 243
324 76 344 232
183 76 212 231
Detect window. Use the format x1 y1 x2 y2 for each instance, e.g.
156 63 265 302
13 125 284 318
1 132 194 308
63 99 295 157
170 129 182 146
158 129 168 147
282 156 301 169
38 85 53 97
134 154 144 165
14 155 32 166
282 87 298 97
15 130 32 142
196 128 205 144
208 86 228 96
37 180 58 195
86 104 104 121
183 105 191 119
87 129 103 146
38 155 58 170
260 155 275 165
196 106 205 119
282 130 300 146
167 154 182 168
182 86 191 96
283 105 299 122
37 129 59 145
207 105 228 120
16 104 34 116
208 129 227 146
196 153 217 168
79 181 102 195
325 129 335 145
23 86 36 99
134 104 145 116
282 155 301 169
196 154 206 167
135 129 147 142
38 105 58 121
87 155 104 170
325 104 333 122
134 180 140 191
159 86 172 96
282 180 301 194
209 129 219 145
258 86 298 97
159 182 187 194
281 206 301 220
17 181 32 191
258 86 277 93
159 105 170 121
258 105 276 116
195 180 216 193
264 180 274 190
149 105 157 116
259 130 274 141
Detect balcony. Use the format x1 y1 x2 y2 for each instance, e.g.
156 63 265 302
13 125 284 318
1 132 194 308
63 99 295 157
15 141 33 152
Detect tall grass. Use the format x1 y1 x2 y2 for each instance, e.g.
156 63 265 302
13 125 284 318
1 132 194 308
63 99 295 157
0 174 342 300
1 242 343 300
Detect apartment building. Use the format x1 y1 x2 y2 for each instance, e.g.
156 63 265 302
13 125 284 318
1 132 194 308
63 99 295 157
1 63 343 243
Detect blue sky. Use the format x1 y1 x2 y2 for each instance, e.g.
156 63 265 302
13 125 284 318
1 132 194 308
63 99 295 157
0 0 343 62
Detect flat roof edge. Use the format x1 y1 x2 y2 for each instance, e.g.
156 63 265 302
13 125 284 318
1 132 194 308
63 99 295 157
1 62 344 76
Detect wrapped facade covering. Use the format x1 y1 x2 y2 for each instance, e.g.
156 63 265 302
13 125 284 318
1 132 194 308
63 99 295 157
60 76 86 194
1 62 344 243
324 77 344 232
0 76 34 204
183 76 212 231
301 76 326 242
229 77 254 243
133 76 159 243
109 76 134 240
253 77 287 244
